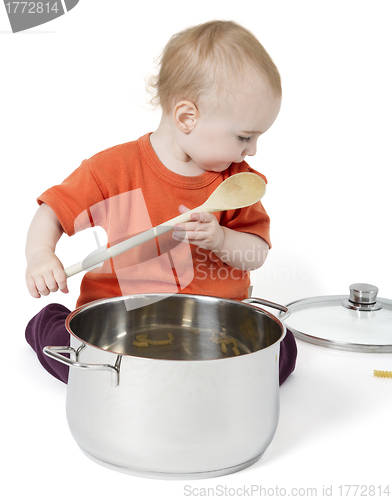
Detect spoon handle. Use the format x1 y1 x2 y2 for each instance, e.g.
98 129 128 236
64 226 169 278
159 203 210 227
63 204 213 278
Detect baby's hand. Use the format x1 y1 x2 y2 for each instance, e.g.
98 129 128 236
172 205 224 251
26 251 68 298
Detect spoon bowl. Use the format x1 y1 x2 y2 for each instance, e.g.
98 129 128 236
205 172 266 211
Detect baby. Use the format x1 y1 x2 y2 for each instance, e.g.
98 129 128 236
25 20 296 384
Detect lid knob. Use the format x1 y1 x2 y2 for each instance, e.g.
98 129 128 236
349 283 379 304
343 283 382 311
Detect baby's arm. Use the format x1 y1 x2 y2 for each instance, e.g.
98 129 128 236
172 206 269 270
211 224 269 270
25 203 68 298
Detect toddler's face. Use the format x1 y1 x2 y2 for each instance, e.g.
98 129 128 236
181 80 281 172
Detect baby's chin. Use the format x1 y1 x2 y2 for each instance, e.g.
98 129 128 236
205 162 236 172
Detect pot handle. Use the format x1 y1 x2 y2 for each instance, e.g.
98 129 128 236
242 297 291 320
43 346 120 387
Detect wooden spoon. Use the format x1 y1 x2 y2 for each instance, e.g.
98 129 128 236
64 172 266 278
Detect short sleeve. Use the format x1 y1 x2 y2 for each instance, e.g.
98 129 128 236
221 201 271 248
37 159 105 236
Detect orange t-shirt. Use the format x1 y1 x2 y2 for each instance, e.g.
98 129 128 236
38 133 271 308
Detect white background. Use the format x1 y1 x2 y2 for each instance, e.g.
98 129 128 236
1 1 391 499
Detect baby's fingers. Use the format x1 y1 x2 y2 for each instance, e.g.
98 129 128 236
190 212 215 223
32 274 51 297
26 269 68 298
26 275 42 298
178 204 190 214
44 271 61 293
53 268 69 294
41 268 68 295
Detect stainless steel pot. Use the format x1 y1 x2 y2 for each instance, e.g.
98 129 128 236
44 293 287 479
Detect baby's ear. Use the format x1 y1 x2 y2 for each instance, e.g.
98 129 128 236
173 101 199 133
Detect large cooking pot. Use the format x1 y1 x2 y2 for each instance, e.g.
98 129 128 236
44 293 287 479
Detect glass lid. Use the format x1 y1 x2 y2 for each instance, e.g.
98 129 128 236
279 284 392 353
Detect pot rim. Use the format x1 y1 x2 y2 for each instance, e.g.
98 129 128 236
65 293 286 361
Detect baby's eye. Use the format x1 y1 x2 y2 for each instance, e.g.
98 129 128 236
238 136 251 143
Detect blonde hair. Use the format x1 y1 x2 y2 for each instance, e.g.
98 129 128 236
148 20 281 115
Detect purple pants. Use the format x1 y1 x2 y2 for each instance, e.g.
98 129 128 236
25 303 297 385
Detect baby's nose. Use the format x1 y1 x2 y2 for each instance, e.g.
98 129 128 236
243 142 257 157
